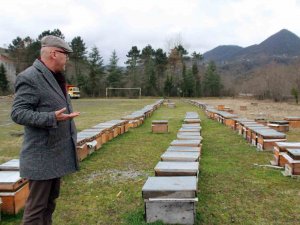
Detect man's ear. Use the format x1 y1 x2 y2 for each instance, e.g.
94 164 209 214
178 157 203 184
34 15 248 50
50 51 56 60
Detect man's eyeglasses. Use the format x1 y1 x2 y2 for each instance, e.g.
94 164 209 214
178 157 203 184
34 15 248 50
52 50 69 59
55 50 69 56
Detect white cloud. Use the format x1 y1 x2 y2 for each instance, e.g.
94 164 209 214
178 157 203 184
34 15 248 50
0 0 299 64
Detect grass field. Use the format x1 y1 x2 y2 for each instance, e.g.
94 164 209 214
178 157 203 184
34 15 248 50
0 98 299 225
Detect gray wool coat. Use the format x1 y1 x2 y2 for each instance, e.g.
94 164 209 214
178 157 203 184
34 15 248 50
11 59 79 180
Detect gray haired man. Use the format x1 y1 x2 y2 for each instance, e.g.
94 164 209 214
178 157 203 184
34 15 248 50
11 35 80 225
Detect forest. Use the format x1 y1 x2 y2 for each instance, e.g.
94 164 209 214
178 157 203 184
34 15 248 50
0 29 221 98
1 28 300 102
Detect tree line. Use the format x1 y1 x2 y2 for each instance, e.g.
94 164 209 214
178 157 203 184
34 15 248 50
0 29 222 97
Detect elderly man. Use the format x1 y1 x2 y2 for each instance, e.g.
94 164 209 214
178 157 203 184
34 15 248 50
11 35 80 225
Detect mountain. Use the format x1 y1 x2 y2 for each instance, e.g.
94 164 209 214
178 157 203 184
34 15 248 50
203 29 300 63
255 29 300 56
202 45 243 62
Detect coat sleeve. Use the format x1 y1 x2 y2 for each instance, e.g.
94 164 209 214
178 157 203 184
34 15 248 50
11 75 58 129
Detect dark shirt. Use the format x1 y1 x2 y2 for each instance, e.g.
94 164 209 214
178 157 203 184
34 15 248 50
51 71 67 97
38 59 67 97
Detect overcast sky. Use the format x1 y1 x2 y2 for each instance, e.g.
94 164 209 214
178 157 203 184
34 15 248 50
1 0 300 65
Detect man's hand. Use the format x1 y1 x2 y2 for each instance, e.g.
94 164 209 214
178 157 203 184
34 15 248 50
55 107 80 121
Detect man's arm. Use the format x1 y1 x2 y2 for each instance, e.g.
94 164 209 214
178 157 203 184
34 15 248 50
11 75 58 128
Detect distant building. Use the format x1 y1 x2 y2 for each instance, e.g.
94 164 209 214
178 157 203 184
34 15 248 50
0 47 16 90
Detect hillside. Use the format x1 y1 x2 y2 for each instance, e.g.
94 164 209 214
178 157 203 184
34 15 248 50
202 45 243 62
203 29 300 63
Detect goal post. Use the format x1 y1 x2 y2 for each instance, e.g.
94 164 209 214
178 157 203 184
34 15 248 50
105 87 142 98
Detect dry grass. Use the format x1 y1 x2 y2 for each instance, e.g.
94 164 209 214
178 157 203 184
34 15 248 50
200 97 300 120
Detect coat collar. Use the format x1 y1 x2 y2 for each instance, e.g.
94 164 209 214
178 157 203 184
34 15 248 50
33 59 66 101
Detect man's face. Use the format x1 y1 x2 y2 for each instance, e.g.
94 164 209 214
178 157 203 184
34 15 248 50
53 48 69 72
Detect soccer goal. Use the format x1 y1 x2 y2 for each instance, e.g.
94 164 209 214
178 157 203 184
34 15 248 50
105 87 142 98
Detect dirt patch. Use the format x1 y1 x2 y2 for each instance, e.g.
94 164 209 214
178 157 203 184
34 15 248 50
0 95 14 100
200 97 300 120
85 169 149 184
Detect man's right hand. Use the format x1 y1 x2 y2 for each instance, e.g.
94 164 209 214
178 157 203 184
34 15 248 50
55 107 80 121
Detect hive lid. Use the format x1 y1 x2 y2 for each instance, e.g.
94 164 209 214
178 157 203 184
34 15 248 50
275 142 300 148
161 152 200 160
167 146 201 152
287 149 300 157
154 161 199 172
171 139 201 146
0 159 19 171
142 176 197 192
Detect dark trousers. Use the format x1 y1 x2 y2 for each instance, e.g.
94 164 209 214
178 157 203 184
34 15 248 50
22 178 61 225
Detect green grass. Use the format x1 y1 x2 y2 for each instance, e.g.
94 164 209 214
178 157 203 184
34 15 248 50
0 98 299 225
0 98 24 163
0 98 157 164
198 116 300 225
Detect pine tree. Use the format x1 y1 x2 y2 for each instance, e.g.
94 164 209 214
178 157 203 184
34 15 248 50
164 75 174 97
182 69 195 97
87 47 104 96
107 50 122 88
141 45 156 96
203 61 221 96
192 51 203 97
70 36 87 82
154 48 168 95
175 45 188 59
8 36 27 74
0 64 9 94
38 29 65 40
125 46 140 87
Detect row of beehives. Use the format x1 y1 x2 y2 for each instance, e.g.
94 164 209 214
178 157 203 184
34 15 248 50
204 102 300 129
76 99 164 161
188 100 287 151
142 112 202 225
188 100 300 177
189 100 300 130
0 99 164 219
